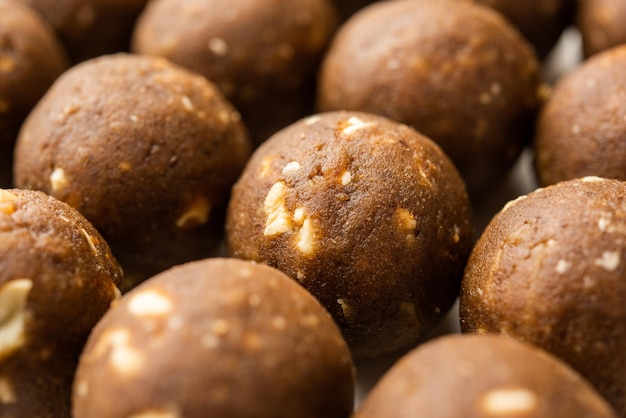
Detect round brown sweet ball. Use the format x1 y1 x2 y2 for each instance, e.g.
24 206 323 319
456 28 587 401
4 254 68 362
357 334 618 418
578 0 626 58
226 111 473 358
73 258 355 418
0 0 68 188
14 54 252 287
534 45 626 186
17 0 149 63
317 0 542 197
475 0 575 59
132 0 340 145
460 177 626 416
0 188 122 417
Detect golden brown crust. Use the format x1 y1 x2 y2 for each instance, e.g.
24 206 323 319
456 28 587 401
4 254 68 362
577 0 626 58
14 53 252 285
460 177 626 415
132 0 340 144
357 334 618 418
0 188 122 417
226 111 473 358
17 0 149 63
534 45 626 186
73 258 355 418
476 0 575 58
317 0 541 197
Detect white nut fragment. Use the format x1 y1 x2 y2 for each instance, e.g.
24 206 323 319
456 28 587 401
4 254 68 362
208 37 229 56
396 208 417 231
296 218 316 255
337 298 355 323
480 388 538 415
0 190 17 215
594 251 621 272
104 329 144 376
281 161 302 176
501 195 528 213
50 167 69 192
340 171 352 186
75 379 89 398
341 116 374 135
581 176 604 183
180 95 194 111
0 377 16 404
264 182 293 236
176 197 211 229
555 259 572 274
127 290 174 317
0 279 33 358
80 227 99 255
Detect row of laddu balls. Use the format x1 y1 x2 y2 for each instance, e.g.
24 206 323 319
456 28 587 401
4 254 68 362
2 0 626 192
0 0 625 417
1 177 625 418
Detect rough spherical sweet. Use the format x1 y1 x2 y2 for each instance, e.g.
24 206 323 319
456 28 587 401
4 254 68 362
476 0 575 59
17 0 149 63
0 0 68 187
0 188 122 418
534 45 626 186
357 334 617 418
460 177 626 416
317 0 541 197
14 54 252 286
132 0 340 145
577 0 626 58
226 111 473 358
73 258 355 418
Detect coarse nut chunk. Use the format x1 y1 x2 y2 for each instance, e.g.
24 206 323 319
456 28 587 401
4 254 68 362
14 53 252 287
73 258 355 418
0 188 122 418
357 334 617 418
226 111 473 358
460 177 626 416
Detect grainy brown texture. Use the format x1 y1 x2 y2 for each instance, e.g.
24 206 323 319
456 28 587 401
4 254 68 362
534 45 626 185
460 177 626 416
317 0 541 197
13 54 251 287
476 0 575 58
73 258 355 418
578 0 626 57
226 111 473 358
357 334 618 418
0 188 122 418
17 0 149 63
132 0 339 145
0 0 68 187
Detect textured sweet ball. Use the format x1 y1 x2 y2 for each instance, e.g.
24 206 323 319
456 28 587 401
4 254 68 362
475 0 575 59
16 0 149 63
577 0 626 57
14 53 252 287
0 188 122 418
0 0 68 187
534 45 626 186
357 334 618 418
73 258 355 418
226 111 473 358
132 0 339 145
460 177 626 416
317 0 541 197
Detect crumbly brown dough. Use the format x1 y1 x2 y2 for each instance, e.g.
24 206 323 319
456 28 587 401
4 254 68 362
14 53 251 287
534 45 626 186
132 0 340 145
0 0 68 187
460 177 626 416
317 0 542 197
226 111 473 358
578 0 626 57
0 188 122 418
73 258 355 418
16 0 149 63
357 334 618 418
476 0 575 58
